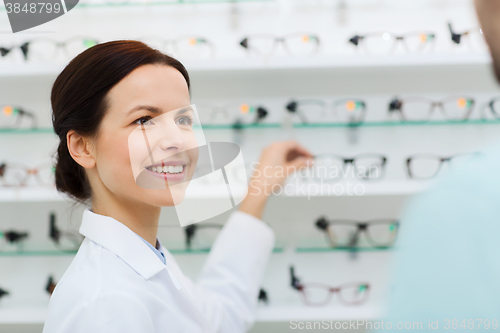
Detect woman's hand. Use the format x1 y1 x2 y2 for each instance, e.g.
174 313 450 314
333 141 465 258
239 140 313 220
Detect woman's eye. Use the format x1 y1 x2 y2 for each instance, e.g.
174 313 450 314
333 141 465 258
176 116 193 126
134 116 154 126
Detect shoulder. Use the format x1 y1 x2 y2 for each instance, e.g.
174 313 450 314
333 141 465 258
44 239 155 333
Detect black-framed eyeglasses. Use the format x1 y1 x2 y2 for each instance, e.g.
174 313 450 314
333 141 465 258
388 96 475 122
349 31 436 54
49 212 83 252
0 287 9 301
448 22 486 51
184 223 223 250
286 98 366 125
0 161 55 187
239 33 320 57
290 266 370 306
46 275 57 295
406 153 478 180
0 105 38 130
258 288 269 304
139 35 215 59
300 154 387 182
315 216 399 249
0 37 99 62
0 230 29 253
481 96 500 120
195 102 269 126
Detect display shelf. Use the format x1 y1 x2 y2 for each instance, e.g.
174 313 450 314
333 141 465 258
256 304 384 322
0 303 384 324
0 307 47 324
2 118 500 135
295 246 396 253
0 181 428 202
0 53 491 78
0 246 284 257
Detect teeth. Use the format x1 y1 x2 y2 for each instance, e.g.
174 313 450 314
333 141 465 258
149 165 184 174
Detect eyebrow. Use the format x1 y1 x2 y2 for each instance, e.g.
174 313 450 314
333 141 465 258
126 105 192 117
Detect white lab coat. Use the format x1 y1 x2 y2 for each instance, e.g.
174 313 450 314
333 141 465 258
42 208 275 333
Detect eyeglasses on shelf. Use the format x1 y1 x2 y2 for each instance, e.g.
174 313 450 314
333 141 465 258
388 96 475 123
1 105 38 130
139 35 215 59
0 161 55 187
349 31 436 54
448 22 486 51
46 275 57 295
315 216 399 249
0 230 29 252
258 288 269 304
49 212 83 253
196 102 269 125
286 98 366 125
290 266 370 306
406 153 478 180
0 37 99 62
480 96 500 120
0 287 9 301
184 223 223 250
239 33 320 57
299 154 387 182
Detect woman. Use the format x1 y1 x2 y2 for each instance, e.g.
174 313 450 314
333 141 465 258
43 40 312 333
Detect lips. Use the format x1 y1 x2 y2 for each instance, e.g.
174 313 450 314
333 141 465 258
144 160 188 182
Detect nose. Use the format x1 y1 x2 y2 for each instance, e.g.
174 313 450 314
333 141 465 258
158 121 187 154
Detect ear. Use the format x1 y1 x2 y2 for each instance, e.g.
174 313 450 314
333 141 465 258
67 130 96 169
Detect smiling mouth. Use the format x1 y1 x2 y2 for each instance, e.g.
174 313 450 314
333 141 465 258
146 164 186 175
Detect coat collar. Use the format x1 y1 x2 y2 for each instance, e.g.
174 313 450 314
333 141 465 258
79 208 167 280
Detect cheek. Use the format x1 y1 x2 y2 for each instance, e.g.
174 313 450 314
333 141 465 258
99 132 134 188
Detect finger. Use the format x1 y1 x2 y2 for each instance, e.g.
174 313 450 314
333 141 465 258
287 155 314 171
286 144 314 161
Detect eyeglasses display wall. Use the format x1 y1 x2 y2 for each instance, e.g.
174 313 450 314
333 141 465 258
1 1 499 332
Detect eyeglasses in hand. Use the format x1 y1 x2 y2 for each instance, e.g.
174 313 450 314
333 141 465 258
286 98 366 125
349 31 436 54
300 154 387 182
406 153 478 180
1 105 38 130
315 216 399 249
290 266 370 306
239 33 320 58
388 96 475 123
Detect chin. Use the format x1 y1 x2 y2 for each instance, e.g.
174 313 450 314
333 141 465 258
138 188 187 207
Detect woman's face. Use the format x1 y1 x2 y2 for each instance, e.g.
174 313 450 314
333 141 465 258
91 64 198 207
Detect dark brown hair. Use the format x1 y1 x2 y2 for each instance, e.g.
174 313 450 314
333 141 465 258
51 40 190 204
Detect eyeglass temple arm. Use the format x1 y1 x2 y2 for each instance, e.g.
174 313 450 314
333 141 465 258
185 224 197 249
290 266 301 290
448 22 462 44
19 108 38 129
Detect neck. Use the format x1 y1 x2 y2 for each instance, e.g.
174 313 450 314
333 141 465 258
91 191 161 248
